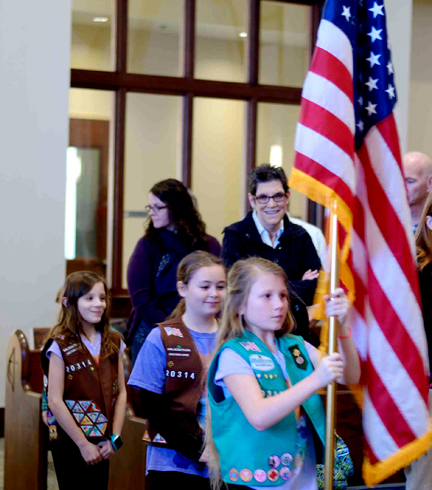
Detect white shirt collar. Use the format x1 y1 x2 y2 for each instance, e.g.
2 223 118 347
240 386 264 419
252 211 284 249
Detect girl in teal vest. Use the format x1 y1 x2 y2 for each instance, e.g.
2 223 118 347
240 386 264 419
207 257 360 489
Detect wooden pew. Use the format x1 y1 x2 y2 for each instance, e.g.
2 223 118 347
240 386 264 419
4 330 46 490
4 329 148 490
108 352 147 490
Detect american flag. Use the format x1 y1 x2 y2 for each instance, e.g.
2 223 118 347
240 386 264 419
290 0 432 485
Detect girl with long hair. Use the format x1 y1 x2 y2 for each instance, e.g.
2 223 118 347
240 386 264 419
41 272 127 490
126 179 221 363
206 258 360 489
128 251 227 490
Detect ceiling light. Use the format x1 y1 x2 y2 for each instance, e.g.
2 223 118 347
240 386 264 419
93 17 109 23
239 32 248 38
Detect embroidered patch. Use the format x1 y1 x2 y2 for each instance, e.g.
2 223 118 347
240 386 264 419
267 469 279 482
239 342 261 352
153 433 167 443
229 469 239 482
65 400 108 437
165 327 184 338
288 345 308 370
250 354 275 372
281 453 293 466
62 343 80 357
49 425 58 440
280 467 291 481
254 469 267 483
166 346 191 358
268 455 280 468
240 469 253 482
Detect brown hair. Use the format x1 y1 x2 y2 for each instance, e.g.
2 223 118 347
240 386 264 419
416 191 432 272
145 179 209 250
215 257 294 351
167 251 226 320
48 271 121 358
206 258 294 488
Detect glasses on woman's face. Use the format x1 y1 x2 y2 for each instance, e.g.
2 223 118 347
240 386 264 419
145 204 168 213
254 192 287 205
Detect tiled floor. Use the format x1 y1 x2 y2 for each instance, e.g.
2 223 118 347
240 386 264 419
0 438 59 490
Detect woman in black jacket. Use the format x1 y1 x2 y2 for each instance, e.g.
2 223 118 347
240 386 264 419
126 179 221 363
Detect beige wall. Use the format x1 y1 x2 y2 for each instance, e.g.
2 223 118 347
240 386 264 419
0 0 71 405
408 0 432 157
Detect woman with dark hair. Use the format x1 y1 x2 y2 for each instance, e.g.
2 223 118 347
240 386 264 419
126 179 221 363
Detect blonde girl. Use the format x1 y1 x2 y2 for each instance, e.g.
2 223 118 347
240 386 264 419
207 257 360 489
41 271 127 490
128 251 227 490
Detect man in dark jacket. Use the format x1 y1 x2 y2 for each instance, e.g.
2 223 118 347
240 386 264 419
222 164 321 344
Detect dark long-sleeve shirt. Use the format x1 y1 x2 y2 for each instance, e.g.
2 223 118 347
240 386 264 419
126 230 221 344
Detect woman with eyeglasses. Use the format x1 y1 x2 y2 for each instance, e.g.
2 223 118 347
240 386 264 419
126 179 221 363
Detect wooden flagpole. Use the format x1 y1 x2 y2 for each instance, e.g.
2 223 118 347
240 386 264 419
324 202 340 490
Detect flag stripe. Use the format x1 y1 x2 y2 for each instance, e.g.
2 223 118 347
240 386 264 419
315 19 353 75
366 358 417 448
299 98 355 158
363 391 399 462
295 123 356 192
357 144 420 298
302 72 355 133
310 46 354 102
294 152 354 208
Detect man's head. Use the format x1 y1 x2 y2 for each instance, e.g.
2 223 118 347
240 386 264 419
248 164 290 232
402 152 432 209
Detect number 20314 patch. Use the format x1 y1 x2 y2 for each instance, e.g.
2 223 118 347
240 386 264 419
66 360 92 373
165 370 195 379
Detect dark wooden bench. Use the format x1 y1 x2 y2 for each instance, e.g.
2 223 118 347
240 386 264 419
4 329 147 490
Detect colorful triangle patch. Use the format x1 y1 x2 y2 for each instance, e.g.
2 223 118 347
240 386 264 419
96 413 108 423
81 425 93 436
90 402 100 412
79 401 91 411
73 413 84 423
88 412 99 423
81 415 92 425
66 400 76 410
96 423 107 435
90 427 102 437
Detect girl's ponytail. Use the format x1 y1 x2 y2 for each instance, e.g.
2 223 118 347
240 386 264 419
167 298 186 320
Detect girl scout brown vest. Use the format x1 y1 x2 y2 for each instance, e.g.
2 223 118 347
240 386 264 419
42 334 120 442
144 317 205 446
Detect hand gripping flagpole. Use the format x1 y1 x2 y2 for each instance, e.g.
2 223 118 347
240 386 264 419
324 201 340 490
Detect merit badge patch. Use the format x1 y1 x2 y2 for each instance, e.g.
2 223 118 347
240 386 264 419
164 327 184 338
229 469 240 482
239 342 261 352
288 345 308 370
66 400 108 437
250 354 275 372
240 469 253 482
254 469 267 483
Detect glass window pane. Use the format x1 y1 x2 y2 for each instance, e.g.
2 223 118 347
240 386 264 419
257 102 306 220
127 0 184 76
71 0 114 71
259 2 311 87
195 0 248 82
67 89 114 279
192 98 246 240
122 94 182 288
